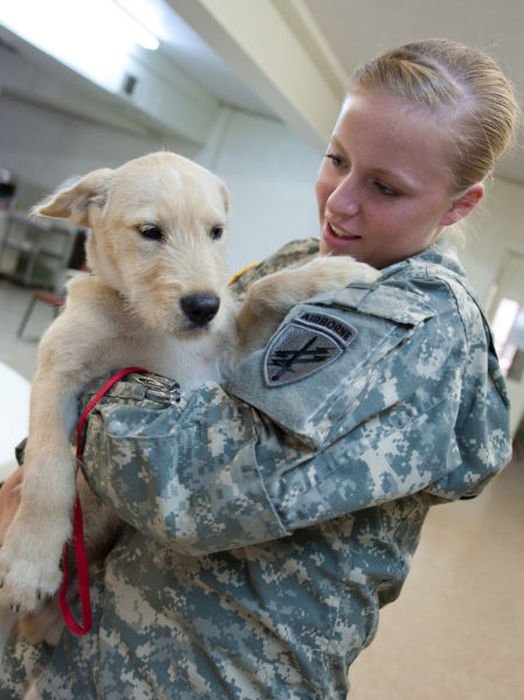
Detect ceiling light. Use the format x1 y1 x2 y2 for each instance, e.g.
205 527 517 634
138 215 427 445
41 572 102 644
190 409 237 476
0 0 160 89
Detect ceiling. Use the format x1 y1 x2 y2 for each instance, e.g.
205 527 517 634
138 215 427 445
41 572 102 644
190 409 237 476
1 0 523 182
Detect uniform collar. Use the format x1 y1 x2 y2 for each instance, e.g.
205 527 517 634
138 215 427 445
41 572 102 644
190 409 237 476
380 237 466 280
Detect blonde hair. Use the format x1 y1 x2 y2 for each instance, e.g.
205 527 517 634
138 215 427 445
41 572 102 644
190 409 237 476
351 38 520 193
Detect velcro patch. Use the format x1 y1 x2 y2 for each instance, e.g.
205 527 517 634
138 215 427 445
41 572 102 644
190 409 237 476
263 311 357 386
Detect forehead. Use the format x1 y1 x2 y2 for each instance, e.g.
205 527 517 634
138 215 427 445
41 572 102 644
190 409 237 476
333 89 454 184
110 158 225 218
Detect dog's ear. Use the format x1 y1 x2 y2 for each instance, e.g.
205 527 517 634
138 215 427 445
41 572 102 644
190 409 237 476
34 168 113 227
218 180 229 214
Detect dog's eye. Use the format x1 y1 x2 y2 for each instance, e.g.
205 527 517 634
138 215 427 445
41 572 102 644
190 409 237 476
139 225 164 241
210 225 224 241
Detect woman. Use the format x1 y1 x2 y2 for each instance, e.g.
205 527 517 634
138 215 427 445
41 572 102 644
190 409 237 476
0 38 519 699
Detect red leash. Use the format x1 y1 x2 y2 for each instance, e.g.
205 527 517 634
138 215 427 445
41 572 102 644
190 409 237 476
59 366 147 635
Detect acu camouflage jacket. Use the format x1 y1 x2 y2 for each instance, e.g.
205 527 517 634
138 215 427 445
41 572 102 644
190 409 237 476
0 239 512 699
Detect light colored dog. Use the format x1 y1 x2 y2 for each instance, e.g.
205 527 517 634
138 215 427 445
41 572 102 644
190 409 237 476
0 152 378 652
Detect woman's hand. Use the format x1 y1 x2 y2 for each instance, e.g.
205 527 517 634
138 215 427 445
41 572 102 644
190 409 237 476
0 467 23 546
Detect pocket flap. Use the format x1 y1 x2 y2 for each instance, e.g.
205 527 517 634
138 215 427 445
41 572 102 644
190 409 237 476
331 284 436 325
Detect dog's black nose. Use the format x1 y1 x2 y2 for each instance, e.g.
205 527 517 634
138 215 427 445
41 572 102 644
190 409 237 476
180 293 220 327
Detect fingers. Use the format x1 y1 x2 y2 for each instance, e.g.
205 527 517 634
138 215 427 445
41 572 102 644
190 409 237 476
1 465 23 492
0 466 23 546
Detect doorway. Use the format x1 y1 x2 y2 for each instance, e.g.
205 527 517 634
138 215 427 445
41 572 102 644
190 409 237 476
487 250 524 436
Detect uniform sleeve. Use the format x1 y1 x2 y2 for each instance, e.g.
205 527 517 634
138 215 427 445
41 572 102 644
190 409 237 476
81 281 511 555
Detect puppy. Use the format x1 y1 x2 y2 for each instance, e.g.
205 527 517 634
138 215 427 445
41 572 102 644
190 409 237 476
0 152 378 636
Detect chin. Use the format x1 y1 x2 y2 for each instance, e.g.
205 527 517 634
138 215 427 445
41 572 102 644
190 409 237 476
319 239 330 256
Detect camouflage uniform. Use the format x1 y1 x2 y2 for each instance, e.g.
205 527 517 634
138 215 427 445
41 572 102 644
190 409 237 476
0 238 512 699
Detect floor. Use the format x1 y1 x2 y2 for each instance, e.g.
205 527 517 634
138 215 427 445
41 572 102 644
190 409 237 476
1 278 523 699
0 279 46 381
350 452 524 700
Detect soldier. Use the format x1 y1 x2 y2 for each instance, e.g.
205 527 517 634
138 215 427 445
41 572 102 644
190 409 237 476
0 38 519 699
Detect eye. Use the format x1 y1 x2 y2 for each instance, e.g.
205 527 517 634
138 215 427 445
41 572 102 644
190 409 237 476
325 152 346 169
209 225 224 241
375 182 400 197
138 224 165 241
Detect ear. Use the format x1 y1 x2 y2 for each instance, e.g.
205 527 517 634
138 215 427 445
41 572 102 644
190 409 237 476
33 168 114 227
218 179 229 214
439 182 485 227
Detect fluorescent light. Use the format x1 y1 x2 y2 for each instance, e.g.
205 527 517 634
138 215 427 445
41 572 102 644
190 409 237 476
112 0 160 51
0 0 160 52
0 0 159 89
113 0 160 51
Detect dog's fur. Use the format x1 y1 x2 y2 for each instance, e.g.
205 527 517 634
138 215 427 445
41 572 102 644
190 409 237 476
0 152 379 654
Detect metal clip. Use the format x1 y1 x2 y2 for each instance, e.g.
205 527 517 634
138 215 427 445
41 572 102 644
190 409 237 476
131 374 182 406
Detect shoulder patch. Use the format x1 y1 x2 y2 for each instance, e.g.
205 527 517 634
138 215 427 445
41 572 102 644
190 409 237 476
263 311 357 387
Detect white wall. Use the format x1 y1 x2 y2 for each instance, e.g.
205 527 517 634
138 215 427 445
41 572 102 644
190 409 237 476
458 177 524 435
0 98 198 208
460 178 524 303
196 107 321 272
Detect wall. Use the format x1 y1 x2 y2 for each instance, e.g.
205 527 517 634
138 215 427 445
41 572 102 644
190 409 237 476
0 98 198 210
460 177 524 302
196 106 321 272
458 177 524 435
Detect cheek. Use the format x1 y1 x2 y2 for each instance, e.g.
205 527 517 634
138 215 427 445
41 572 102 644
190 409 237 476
374 204 438 253
376 201 422 231
315 172 332 218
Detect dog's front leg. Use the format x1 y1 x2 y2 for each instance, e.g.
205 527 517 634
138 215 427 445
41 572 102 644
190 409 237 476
0 373 80 612
13 471 123 648
235 256 379 357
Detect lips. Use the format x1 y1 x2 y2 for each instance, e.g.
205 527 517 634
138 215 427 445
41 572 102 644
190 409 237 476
329 222 356 239
322 221 361 252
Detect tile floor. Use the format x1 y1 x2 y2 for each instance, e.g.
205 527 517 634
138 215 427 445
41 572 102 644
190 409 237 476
1 278 523 699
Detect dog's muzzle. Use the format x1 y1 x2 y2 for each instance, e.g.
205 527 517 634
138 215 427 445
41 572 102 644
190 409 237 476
180 293 220 327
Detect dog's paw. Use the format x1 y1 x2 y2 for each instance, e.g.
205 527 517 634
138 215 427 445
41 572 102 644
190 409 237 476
241 255 379 320
299 256 380 289
0 541 63 613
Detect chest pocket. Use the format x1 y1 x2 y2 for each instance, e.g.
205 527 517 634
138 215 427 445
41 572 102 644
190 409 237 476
225 284 436 449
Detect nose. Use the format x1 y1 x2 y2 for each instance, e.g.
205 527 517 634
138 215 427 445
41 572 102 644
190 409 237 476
180 293 220 327
327 175 359 217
